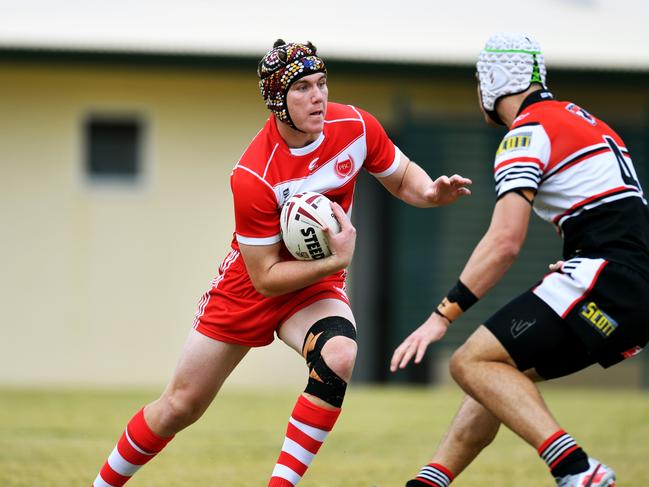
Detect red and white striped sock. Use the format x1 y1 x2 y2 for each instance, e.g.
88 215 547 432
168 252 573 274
268 395 341 486
92 408 174 487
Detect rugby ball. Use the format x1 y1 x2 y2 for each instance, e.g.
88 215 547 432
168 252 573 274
280 192 341 260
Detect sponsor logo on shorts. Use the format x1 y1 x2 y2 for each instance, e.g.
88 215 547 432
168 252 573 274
496 132 532 156
579 301 618 337
510 318 536 338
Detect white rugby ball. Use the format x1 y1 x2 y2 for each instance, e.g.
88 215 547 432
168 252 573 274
280 192 341 260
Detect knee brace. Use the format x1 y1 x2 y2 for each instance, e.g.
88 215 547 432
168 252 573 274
301 316 357 408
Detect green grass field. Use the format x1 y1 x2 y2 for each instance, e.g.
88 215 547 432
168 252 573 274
1 385 647 486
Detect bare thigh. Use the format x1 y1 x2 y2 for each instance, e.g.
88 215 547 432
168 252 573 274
457 325 546 381
145 329 250 436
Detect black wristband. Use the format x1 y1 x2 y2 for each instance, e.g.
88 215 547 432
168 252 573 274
447 279 478 312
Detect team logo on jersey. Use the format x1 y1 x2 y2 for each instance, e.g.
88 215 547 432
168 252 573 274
579 301 618 337
496 132 532 156
335 155 354 178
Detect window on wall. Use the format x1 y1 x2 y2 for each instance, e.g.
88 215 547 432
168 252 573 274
84 116 144 183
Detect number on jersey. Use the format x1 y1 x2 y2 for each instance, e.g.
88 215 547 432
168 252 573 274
604 135 642 191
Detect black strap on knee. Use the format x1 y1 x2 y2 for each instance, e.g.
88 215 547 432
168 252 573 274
301 316 357 408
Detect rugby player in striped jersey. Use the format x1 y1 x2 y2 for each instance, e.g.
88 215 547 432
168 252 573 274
392 32 649 487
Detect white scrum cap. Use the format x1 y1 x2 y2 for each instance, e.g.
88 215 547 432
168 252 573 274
476 33 547 119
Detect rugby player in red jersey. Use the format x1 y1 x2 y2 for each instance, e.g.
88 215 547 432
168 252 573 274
91 39 471 487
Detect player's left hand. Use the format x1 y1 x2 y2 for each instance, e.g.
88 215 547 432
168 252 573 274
389 313 450 372
426 174 472 206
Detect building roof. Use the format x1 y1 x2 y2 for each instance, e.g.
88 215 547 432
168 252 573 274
1 0 648 71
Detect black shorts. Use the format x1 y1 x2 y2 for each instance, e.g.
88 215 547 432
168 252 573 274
484 258 649 380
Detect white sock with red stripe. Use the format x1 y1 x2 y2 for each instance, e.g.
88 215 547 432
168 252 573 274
406 463 454 487
538 430 589 478
92 408 173 487
268 395 341 486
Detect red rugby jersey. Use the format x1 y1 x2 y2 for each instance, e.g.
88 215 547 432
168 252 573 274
231 102 401 249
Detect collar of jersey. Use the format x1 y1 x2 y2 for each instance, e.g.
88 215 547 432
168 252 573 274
269 115 326 156
288 132 325 156
517 89 554 117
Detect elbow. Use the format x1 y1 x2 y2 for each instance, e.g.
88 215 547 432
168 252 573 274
249 277 277 298
493 235 522 262
256 288 275 298
395 188 430 208
253 282 279 298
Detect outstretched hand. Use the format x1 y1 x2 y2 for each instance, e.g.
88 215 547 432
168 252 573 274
425 174 472 206
390 313 450 372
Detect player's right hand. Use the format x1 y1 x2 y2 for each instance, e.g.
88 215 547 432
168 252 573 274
323 201 356 269
424 174 472 207
390 313 450 372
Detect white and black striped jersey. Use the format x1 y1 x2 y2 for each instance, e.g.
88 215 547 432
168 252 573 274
493 90 649 272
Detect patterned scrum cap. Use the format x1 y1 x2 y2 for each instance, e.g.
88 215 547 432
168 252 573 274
476 33 547 125
258 39 327 130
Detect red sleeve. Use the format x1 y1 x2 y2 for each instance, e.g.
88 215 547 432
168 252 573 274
357 108 400 177
231 166 281 245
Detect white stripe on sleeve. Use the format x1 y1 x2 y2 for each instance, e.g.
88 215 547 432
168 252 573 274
369 145 402 178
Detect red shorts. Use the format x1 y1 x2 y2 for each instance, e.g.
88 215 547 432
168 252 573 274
192 249 349 347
